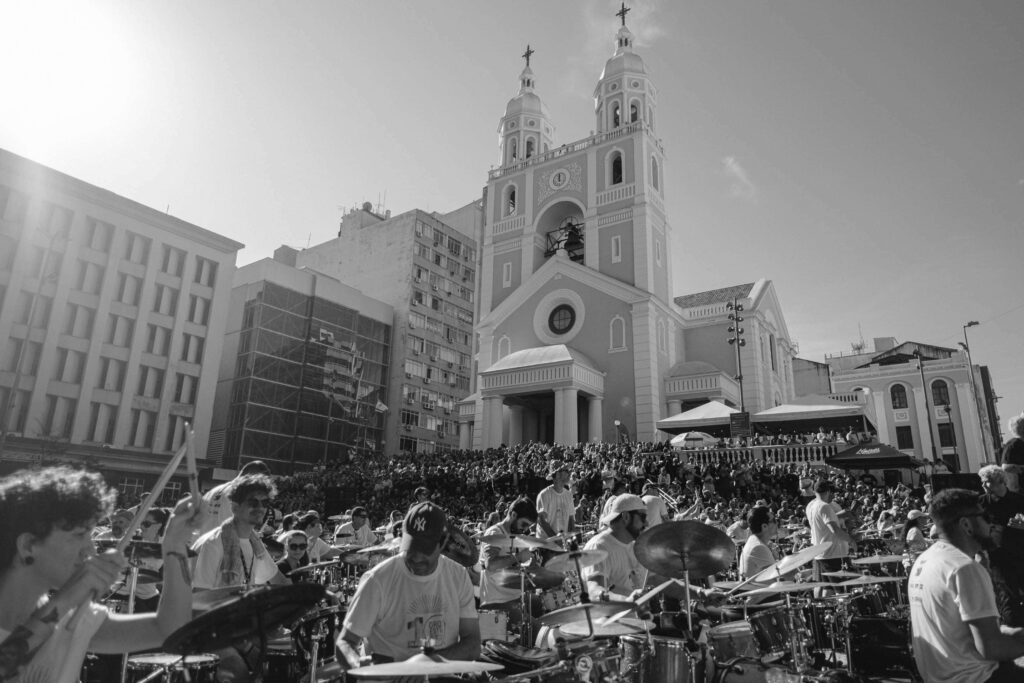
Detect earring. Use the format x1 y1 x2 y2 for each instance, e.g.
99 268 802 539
24 556 34 566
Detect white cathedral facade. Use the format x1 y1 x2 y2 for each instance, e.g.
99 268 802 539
458 17 798 450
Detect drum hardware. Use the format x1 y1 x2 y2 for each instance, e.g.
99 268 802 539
125 653 219 683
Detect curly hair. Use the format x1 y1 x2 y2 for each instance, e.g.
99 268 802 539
0 467 116 571
226 474 277 505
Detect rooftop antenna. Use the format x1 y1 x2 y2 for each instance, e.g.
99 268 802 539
306 233 312 248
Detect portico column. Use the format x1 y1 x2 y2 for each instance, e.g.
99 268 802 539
561 388 579 445
667 399 682 416
508 405 524 446
588 396 603 443
459 417 471 450
483 395 504 449
554 389 566 445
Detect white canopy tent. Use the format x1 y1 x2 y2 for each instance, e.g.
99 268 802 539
752 394 875 429
656 401 739 436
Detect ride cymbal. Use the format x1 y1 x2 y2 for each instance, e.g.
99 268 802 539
751 541 833 582
477 533 562 551
345 652 503 677
634 521 734 580
539 601 636 627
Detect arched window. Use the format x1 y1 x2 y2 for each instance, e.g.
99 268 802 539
609 316 626 350
651 157 659 190
508 138 518 164
612 102 621 128
498 336 511 359
505 185 517 216
630 102 639 123
525 138 535 158
932 379 950 407
611 152 623 185
891 384 908 409
769 334 777 372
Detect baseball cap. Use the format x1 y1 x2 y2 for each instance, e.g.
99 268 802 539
600 494 647 526
907 510 927 521
401 502 448 554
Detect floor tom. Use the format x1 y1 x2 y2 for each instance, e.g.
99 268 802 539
620 634 706 683
708 621 760 662
748 607 808 662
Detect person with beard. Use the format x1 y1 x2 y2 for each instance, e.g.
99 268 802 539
478 498 542 628
909 488 1024 682
978 465 1024 626
582 494 648 602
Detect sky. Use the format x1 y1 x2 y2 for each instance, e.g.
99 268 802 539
2 0 1022 439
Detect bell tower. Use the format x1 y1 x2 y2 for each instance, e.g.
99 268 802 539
497 45 556 167
593 3 657 135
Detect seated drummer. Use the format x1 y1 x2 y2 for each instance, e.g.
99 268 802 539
478 497 543 622
334 506 376 547
583 494 649 602
335 502 480 671
739 506 779 580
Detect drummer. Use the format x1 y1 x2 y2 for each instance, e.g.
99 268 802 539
335 502 480 670
739 505 779 579
0 466 201 683
536 462 576 541
334 506 376 547
582 494 648 602
478 497 543 622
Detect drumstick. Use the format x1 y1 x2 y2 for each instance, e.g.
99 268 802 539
184 421 200 502
114 440 191 555
598 578 677 626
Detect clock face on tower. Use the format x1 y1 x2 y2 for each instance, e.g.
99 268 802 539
549 169 569 190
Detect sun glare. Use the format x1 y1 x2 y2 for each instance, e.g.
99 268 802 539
1 2 139 158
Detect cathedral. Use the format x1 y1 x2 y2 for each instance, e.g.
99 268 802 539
459 10 798 449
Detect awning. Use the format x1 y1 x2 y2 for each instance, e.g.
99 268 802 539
827 442 925 470
657 401 738 436
751 394 874 431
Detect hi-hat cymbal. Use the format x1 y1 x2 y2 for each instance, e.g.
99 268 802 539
822 570 864 579
166 584 326 654
544 549 607 572
751 542 833 582
851 554 904 565
634 521 734 580
477 533 562 551
345 652 503 677
357 537 401 555
838 575 905 587
493 567 564 590
561 618 651 638
286 558 343 577
540 600 636 627
741 581 830 597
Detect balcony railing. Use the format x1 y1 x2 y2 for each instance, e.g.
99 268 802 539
676 442 842 467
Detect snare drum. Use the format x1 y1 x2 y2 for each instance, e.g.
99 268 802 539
293 606 344 663
126 653 219 682
620 634 706 683
540 587 577 612
479 608 513 642
748 607 807 662
708 621 760 662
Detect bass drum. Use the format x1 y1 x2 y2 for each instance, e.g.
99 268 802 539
620 634 707 683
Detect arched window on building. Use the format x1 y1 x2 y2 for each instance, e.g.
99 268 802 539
651 157 659 190
508 138 518 164
610 152 623 185
612 102 621 128
630 102 639 123
609 316 626 351
891 384 908 409
932 379 950 407
769 334 777 372
504 185 517 216
525 138 535 158
498 336 511 359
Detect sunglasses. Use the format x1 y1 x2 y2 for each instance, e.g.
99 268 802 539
140 521 158 528
288 544 308 550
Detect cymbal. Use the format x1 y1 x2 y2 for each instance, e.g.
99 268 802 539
634 521 734 580
192 585 249 611
540 600 636 627
358 537 401 555
544 549 608 572
561 617 651 638
478 533 562 551
851 554 904 565
133 568 163 585
442 525 479 568
822 570 864 579
166 584 325 653
345 652 503 677
742 581 830 596
838 575 905 587
493 567 564 590
751 542 833 582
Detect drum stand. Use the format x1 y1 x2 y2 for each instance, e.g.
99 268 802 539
117 553 143 683
305 616 332 683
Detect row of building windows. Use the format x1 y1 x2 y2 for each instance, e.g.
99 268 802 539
408 311 472 346
411 289 474 325
890 380 952 409
399 409 458 435
400 383 458 412
413 242 476 282
412 266 474 304
414 219 476 262
406 335 470 368
402 360 470 391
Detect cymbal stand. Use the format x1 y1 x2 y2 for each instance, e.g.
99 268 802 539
305 614 332 683
118 556 142 683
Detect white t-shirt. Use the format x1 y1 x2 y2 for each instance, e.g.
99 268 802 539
336 522 376 547
536 485 574 539
908 540 999 683
726 520 751 544
740 535 776 579
477 523 521 606
307 536 334 562
582 529 646 601
805 497 847 559
0 602 108 683
192 526 280 589
343 554 476 661
641 494 668 529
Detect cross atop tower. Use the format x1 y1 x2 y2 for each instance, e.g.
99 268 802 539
616 2 631 27
522 44 535 68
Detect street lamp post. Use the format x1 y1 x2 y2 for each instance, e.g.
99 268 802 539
960 320 985 459
914 350 940 468
726 298 747 413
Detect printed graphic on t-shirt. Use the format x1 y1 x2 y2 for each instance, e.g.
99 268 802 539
406 593 447 649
